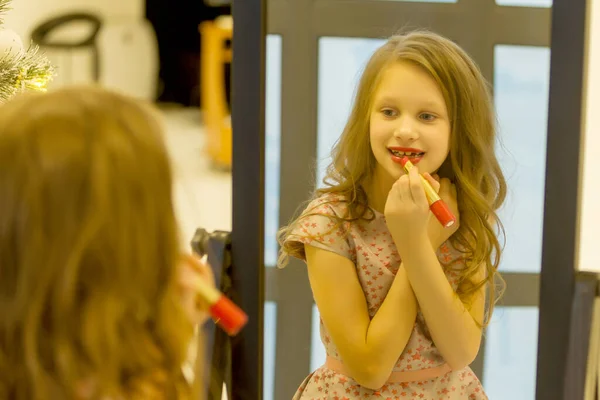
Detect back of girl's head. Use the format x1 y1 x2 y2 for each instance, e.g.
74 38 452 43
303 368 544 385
0 86 194 399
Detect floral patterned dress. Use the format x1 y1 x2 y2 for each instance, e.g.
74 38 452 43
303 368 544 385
284 194 487 400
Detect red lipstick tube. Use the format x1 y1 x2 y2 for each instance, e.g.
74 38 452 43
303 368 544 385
400 157 456 228
194 276 248 336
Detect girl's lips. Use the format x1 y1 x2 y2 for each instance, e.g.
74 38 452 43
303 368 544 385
389 149 423 165
388 147 425 153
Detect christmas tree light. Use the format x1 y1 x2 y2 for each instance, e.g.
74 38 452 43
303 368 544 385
0 0 54 101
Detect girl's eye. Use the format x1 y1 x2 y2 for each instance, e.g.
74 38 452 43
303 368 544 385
420 113 436 122
382 109 397 117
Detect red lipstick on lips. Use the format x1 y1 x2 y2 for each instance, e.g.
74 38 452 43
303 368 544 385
400 157 456 228
389 147 425 165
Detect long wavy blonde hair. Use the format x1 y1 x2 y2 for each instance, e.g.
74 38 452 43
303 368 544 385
0 86 199 399
278 30 507 326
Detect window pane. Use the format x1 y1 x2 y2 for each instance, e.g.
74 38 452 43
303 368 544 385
495 45 550 273
496 0 551 7
265 34 282 267
317 37 384 186
310 304 327 372
318 39 550 275
483 307 539 399
264 302 278 400
264 35 281 397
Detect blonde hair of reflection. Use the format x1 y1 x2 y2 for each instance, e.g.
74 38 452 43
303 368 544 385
0 85 201 399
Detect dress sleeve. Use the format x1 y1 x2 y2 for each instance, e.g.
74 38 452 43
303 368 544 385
283 197 354 262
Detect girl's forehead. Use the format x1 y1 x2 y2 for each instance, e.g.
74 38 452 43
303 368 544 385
371 63 446 109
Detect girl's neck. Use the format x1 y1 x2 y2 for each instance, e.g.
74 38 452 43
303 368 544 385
364 170 395 214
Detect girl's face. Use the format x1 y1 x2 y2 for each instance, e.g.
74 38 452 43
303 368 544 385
369 61 451 185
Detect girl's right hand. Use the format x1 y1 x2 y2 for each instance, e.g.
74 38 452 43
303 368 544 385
384 165 431 252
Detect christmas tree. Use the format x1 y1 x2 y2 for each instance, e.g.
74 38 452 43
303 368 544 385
0 0 54 101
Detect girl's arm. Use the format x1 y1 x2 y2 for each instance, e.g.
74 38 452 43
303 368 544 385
399 237 486 371
306 244 417 390
385 167 485 371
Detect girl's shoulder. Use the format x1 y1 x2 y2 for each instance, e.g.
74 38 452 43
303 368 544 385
283 192 356 263
303 192 350 218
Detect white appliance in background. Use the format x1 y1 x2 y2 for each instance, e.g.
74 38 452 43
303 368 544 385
96 21 159 101
33 16 159 102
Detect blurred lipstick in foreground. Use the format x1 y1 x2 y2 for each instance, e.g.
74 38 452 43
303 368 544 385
193 271 248 336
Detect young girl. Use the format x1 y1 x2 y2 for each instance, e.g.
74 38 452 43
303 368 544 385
0 86 215 400
278 30 507 399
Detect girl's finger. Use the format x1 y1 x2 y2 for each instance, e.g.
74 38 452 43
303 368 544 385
396 173 410 202
423 172 441 193
408 165 428 206
179 255 215 296
187 254 215 280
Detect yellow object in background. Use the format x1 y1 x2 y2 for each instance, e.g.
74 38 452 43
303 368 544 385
200 16 232 169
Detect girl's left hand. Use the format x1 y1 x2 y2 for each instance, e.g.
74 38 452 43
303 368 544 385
178 254 216 325
424 174 460 250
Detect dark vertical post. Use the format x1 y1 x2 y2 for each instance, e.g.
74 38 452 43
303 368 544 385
536 0 588 398
230 1 266 399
